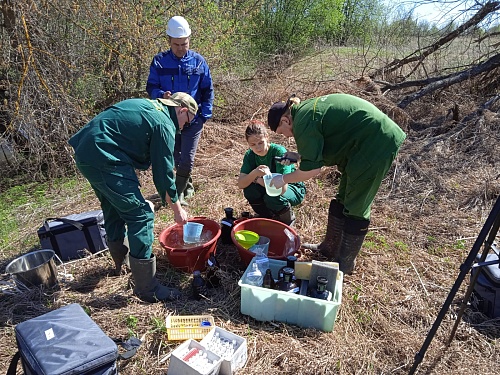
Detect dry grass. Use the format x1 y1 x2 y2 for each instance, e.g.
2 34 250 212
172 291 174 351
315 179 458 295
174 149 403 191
1 76 500 374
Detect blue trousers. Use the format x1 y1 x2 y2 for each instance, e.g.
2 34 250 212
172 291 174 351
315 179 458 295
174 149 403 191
174 118 203 173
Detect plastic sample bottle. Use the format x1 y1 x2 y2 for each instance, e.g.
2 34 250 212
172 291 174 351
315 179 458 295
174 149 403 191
262 269 276 289
192 270 208 300
220 207 236 244
254 247 269 275
244 263 263 287
308 276 332 301
277 267 299 293
205 252 221 288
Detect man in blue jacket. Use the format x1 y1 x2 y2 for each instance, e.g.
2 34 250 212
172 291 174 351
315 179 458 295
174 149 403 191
146 15 214 206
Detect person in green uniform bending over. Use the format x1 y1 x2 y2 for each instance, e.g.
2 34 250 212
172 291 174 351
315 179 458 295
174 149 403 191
237 121 306 225
69 93 198 302
267 94 406 274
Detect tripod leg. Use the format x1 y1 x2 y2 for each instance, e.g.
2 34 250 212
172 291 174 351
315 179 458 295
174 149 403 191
446 214 500 345
408 194 500 375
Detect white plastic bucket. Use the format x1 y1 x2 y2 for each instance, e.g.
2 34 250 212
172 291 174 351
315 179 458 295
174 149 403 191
5 249 58 289
263 173 283 196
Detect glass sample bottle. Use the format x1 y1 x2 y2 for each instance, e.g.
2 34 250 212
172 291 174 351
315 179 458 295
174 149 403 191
262 269 276 289
205 252 221 288
308 276 332 301
277 267 299 293
192 270 208 300
278 255 298 281
220 207 236 244
244 263 263 287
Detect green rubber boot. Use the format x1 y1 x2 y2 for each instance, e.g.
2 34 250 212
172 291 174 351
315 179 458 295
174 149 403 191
129 254 182 302
302 199 345 261
338 218 370 275
175 172 190 207
108 238 130 276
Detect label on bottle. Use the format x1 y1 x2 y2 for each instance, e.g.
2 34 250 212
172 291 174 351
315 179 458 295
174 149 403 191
288 287 300 293
221 220 233 227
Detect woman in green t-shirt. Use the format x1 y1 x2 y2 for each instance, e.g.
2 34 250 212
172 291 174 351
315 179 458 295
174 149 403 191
266 94 406 274
237 121 306 226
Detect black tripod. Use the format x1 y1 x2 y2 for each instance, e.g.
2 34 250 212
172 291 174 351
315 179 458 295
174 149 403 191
408 194 500 374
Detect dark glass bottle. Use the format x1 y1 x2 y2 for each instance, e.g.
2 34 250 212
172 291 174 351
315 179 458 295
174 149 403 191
262 269 276 289
192 270 208 300
278 255 298 281
241 211 251 219
220 207 236 244
205 252 221 288
308 276 331 300
276 267 299 293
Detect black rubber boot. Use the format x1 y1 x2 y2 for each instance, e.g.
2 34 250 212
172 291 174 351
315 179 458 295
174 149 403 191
338 217 370 275
249 200 273 218
175 170 190 207
129 254 182 302
273 204 295 226
302 199 345 261
108 238 130 276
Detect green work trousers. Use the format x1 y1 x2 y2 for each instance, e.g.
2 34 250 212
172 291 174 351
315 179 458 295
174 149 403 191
244 182 306 212
336 149 400 220
74 160 155 259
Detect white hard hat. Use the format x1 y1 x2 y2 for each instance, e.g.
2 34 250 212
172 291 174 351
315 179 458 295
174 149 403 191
166 16 191 38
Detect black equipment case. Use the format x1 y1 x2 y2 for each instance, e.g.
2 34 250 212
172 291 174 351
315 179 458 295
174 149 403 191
471 253 500 318
7 303 119 375
37 210 107 261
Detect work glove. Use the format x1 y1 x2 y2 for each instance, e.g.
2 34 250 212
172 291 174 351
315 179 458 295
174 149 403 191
277 151 301 166
270 174 286 189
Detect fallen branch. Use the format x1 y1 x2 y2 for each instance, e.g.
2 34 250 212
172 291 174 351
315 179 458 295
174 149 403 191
398 53 500 109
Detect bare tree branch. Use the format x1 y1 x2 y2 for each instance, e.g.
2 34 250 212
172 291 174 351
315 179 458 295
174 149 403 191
373 1 500 79
398 53 500 108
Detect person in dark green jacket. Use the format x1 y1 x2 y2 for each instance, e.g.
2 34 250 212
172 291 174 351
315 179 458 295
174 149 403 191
237 121 306 225
267 93 406 274
69 93 198 302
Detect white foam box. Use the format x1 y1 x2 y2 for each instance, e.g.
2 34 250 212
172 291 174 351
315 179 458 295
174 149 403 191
167 339 222 375
200 327 248 375
238 258 343 332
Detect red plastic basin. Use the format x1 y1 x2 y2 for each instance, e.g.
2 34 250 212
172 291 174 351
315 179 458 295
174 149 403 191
231 218 301 267
159 217 221 273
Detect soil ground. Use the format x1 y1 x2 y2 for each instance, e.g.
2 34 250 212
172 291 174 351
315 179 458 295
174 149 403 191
1 79 500 374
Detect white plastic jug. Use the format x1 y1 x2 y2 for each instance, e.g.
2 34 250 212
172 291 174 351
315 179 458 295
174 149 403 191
263 173 283 196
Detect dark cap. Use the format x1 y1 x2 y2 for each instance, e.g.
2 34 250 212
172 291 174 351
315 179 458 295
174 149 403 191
267 94 297 132
267 101 287 132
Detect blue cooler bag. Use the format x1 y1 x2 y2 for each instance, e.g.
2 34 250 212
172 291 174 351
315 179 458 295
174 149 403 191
37 210 107 261
471 253 500 318
7 303 119 375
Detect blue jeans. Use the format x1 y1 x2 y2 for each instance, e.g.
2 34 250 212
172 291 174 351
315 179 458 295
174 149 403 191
174 117 203 173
